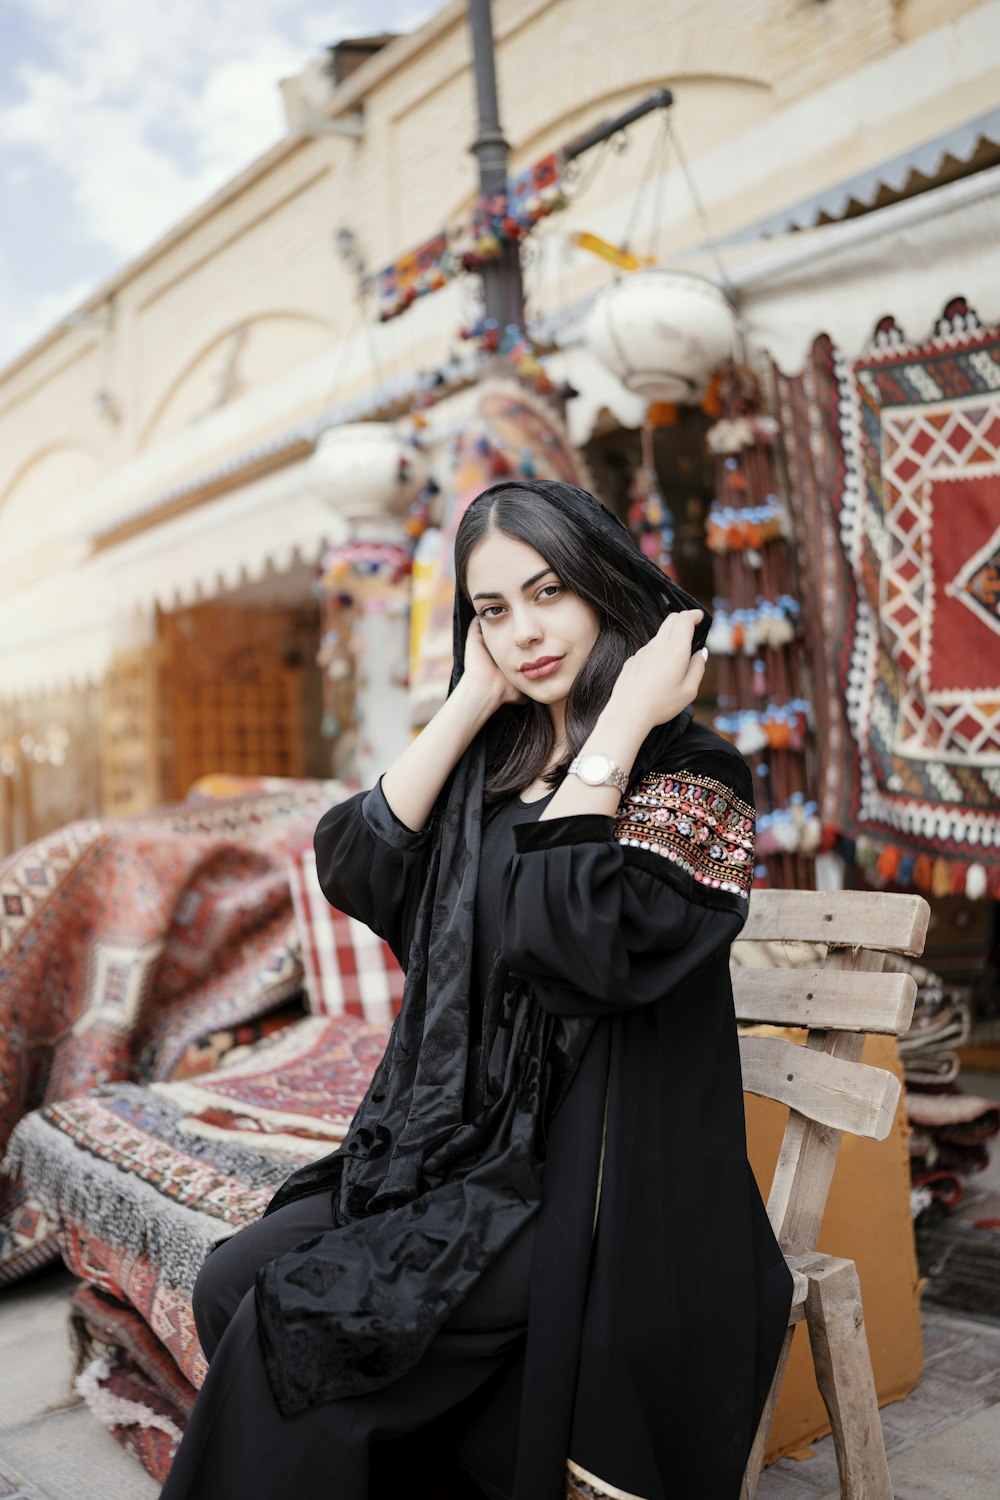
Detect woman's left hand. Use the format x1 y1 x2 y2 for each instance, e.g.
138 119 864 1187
608 609 707 733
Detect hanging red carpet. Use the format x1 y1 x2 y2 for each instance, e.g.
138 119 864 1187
775 301 1000 898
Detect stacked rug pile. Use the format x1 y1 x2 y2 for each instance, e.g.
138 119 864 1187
0 779 412 1484
0 780 348 1286
5 1014 392 1482
887 954 999 1219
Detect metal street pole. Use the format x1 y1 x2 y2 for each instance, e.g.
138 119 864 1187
466 0 525 333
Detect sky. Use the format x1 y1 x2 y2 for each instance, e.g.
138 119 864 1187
0 0 440 368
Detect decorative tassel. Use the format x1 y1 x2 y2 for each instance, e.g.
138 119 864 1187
913 855 933 889
876 846 901 881
855 839 878 872
932 858 952 898
966 863 987 900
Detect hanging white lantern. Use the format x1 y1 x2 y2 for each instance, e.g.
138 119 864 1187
582 271 737 403
312 423 429 518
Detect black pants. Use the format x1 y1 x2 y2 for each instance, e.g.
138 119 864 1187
159 1192 532 1500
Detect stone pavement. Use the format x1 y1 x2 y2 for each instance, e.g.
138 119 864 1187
0 1264 157 1500
757 1303 1000 1500
1 1264 999 1499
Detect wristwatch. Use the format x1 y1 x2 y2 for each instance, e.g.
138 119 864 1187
567 752 629 797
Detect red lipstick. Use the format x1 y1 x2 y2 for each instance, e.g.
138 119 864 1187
520 656 563 680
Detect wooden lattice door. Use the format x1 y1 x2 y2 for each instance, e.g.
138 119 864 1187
159 603 308 801
100 646 163 816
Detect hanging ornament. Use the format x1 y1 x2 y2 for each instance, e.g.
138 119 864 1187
313 424 430 518
627 425 675 576
318 540 413 603
583 271 737 403
705 362 820 891
404 478 439 542
569 230 655 273
647 402 680 428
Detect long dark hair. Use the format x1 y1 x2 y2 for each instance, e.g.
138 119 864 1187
454 486 667 800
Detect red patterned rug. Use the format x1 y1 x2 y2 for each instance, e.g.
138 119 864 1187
70 1282 196 1485
5 1014 388 1393
0 781 347 1284
775 301 1000 896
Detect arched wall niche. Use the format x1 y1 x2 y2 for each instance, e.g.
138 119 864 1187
0 443 102 551
140 310 338 450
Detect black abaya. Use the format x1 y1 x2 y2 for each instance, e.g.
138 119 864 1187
161 478 792 1500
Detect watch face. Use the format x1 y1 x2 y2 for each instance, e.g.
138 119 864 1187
578 752 612 785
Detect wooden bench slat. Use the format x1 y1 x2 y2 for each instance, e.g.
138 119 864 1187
739 1035 901 1140
732 969 917 1034
741 890 928 954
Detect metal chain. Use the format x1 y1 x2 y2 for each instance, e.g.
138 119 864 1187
622 105 672 255
667 115 737 300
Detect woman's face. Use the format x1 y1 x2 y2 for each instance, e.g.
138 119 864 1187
464 531 600 713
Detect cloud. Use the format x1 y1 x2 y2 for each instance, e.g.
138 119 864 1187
0 2 338 259
0 0 439 365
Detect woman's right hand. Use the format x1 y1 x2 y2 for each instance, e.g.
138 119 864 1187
609 609 707 733
459 618 527 708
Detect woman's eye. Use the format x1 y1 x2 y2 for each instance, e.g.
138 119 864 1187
479 585 561 619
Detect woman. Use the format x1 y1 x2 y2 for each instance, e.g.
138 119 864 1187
161 479 792 1500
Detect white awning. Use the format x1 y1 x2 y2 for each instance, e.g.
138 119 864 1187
731 163 1000 373
91 457 347 613
710 107 1000 244
0 457 347 702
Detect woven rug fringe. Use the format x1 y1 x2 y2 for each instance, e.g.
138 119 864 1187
3 1116 226 1292
75 1355 184 1442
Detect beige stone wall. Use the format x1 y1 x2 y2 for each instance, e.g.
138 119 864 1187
897 0 987 43
768 0 897 102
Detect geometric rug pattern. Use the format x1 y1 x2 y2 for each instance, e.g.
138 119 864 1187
0 780 348 1285
776 300 1000 891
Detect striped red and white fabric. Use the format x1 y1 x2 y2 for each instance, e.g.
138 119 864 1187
288 846 405 1026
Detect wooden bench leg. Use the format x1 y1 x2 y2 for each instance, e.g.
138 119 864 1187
805 1255 893 1500
742 1325 795 1499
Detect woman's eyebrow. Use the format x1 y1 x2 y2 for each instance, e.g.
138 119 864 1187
472 567 556 602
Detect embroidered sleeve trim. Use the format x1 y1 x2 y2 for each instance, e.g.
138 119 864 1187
613 771 755 901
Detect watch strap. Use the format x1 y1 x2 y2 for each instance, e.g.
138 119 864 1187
568 754 629 795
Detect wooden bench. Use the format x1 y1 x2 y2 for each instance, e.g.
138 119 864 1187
735 889 930 1500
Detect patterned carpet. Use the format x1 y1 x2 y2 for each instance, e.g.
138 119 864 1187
0 781 347 1286
775 301 1000 895
5 1014 389 1481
